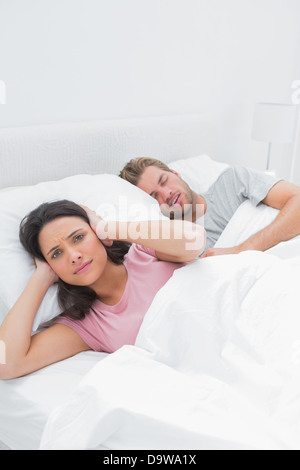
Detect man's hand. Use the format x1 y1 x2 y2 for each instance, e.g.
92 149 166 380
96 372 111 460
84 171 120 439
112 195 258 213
200 246 241 258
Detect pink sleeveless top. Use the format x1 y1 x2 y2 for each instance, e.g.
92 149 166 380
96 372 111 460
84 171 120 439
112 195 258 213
55 244 184 353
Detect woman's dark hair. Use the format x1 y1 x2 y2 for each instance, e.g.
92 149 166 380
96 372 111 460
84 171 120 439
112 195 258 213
19 199 131 323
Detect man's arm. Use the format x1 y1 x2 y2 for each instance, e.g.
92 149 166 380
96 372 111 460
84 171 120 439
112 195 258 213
201 180 300 258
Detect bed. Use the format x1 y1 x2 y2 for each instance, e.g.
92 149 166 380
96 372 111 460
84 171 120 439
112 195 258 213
1 114 300 450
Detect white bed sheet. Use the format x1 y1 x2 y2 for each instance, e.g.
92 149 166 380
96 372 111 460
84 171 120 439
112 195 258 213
3 200 300 451
0 440 10 450
39 202 300 450
40 249 300 450
0 351 107 450
1 187 300 450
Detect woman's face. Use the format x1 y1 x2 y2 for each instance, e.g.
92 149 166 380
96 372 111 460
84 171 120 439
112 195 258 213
39 216 108 286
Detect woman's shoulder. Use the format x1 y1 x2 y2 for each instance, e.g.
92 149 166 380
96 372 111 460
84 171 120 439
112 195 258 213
125 243 157 264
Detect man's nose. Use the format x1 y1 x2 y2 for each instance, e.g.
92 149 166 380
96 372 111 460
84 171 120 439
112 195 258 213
158 187 172 204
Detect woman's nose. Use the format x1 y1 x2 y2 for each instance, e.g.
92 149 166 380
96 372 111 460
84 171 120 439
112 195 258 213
71 253 82 264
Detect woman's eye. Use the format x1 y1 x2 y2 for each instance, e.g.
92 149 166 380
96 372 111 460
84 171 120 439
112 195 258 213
52 250 61 259
74 234 84 242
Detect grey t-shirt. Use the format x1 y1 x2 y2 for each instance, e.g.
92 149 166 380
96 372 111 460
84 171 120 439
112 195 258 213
196 166 281 250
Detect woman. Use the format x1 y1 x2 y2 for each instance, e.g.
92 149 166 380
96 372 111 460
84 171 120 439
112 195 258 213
0 200 205 379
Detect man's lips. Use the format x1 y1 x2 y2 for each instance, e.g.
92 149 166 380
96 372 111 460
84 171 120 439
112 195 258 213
168 193 181 207
74 260 93 275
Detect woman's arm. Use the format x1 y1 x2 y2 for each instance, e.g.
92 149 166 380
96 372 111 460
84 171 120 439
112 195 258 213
0 260 90 379
116 219 205 262
82 206 206 262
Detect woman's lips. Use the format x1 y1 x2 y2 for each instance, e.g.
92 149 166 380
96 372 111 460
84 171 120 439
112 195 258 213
74 260 93 275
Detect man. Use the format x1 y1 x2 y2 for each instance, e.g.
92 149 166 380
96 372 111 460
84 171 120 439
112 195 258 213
119 157 300 258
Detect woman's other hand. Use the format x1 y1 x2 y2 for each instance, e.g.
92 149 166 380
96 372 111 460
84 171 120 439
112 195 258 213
34 258 59 286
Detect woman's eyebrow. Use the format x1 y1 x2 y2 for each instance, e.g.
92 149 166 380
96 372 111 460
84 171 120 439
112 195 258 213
46 228 83 256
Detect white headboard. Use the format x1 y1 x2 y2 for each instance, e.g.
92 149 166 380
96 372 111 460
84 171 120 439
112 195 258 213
0 114 216 189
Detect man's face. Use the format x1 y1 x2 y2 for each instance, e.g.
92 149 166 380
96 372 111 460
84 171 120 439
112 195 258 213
137 165 194 219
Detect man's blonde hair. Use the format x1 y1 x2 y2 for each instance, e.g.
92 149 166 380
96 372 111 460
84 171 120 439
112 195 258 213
119 157 172 186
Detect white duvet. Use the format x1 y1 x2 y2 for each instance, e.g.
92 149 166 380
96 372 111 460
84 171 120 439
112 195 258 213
40 202 300 450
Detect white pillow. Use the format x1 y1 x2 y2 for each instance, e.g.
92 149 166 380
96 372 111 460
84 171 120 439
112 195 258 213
0 174 163 331
169 154 229 193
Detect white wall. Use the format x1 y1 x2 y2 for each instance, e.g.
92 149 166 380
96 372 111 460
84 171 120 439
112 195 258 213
0 0 300 181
